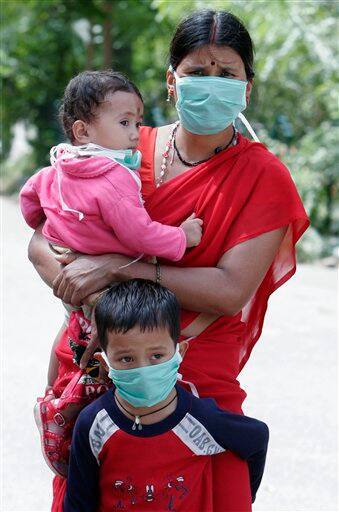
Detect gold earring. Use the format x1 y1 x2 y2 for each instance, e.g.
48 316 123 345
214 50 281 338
166 90 171 103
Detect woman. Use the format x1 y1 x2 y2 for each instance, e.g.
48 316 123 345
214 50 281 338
29 10 309 511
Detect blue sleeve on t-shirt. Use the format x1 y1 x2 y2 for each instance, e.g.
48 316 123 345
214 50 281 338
63 400 102 512
190 394 269 503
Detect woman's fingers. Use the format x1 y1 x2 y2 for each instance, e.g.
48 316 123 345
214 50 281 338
65 282 82 307
79 336 99 369
52 253 128 305
52 264 89 305
93 352 110 381
52 252 77 298
69 279 87 307
53 270 80 305
80 307 98 369
52 271 68 301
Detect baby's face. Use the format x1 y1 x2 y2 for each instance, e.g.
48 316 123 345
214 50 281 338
85 91 144 151
106 326 177 371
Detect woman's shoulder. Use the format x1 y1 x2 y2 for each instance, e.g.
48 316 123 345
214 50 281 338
238 134 294 184
233 135 305 213
239 134 284 164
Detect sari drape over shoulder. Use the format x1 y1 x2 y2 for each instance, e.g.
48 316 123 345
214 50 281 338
139 126 309 370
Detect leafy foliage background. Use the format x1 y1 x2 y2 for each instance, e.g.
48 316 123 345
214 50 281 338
2 0 338 258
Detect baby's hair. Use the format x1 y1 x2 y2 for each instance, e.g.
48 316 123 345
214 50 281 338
59 69 143 142
95 279 181 351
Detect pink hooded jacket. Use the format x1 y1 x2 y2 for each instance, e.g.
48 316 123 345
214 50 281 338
20 153 186 260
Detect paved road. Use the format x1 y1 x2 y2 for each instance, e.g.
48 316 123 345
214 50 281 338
1 196 337 511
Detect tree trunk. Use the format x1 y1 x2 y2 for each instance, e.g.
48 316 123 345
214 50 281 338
323 179 335 234
86 23 94 69
103 1 113 67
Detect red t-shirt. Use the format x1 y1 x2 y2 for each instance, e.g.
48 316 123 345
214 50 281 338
64 385 269 511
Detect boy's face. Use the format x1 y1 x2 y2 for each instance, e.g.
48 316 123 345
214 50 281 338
105 326 187 370
73 90 144 150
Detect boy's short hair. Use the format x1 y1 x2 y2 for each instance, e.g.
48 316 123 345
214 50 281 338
95 279 181 351
59 70 143 142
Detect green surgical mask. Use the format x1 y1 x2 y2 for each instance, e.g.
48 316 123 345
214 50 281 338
173 71 247 135
50 143 142 171
102 346 182 408
76 143 142 171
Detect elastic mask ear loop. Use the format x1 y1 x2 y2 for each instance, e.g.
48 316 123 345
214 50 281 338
238 113 260 142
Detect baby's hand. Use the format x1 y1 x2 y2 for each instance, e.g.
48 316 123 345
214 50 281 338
181 213 203 248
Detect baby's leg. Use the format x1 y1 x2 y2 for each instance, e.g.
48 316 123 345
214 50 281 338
47 323 67 390
35 310 109 478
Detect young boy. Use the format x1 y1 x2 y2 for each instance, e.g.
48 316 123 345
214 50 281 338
64 279 269 511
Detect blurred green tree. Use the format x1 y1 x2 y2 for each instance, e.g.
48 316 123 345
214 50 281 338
1 0 338 249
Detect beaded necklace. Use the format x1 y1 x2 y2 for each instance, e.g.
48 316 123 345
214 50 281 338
156 121 179 188
156 122 237 188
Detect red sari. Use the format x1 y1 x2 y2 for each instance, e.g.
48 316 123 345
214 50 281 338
51 127 309 511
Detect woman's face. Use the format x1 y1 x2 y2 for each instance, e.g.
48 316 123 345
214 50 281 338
167 44 252 104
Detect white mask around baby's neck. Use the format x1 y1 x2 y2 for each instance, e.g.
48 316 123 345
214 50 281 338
50 142 142 171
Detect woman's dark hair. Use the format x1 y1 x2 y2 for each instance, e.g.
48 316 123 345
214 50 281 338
169 10 255 80
95 279 180 351
59 70 143 142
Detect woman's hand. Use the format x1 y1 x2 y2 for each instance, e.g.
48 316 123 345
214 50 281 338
52 252 132 306
79 306 100 369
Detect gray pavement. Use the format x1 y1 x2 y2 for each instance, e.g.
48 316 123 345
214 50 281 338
1 196 337 511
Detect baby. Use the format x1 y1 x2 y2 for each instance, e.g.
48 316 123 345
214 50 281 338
20 70 202 270
20 70 202 477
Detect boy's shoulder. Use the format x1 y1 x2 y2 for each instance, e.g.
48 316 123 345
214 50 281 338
177 383 237 431
75 388 115 431
178 385 269 458
182 385 220 416
181 384 268 438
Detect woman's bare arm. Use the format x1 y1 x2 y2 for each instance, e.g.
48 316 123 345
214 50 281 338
28 224 61 287
122 226 287 316
51 226 287 369
52 226 287 315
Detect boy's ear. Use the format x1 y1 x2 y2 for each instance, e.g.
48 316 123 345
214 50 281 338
178 340 189 359
72 120 90 144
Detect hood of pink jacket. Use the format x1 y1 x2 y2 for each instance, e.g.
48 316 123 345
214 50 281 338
55 154 118 179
